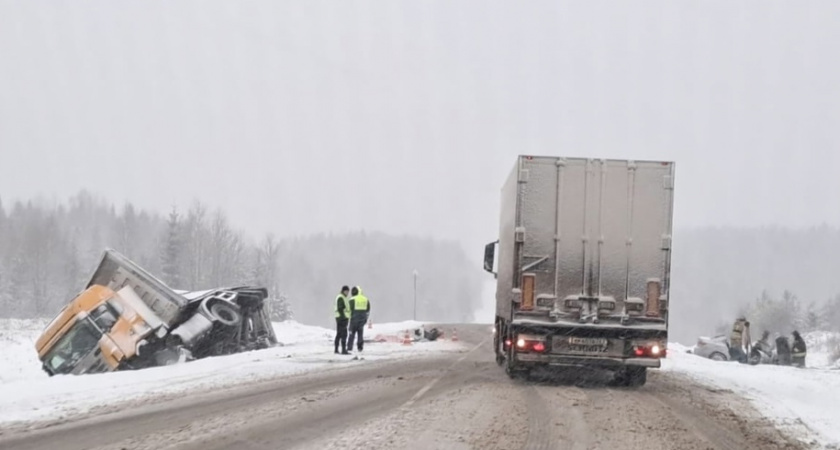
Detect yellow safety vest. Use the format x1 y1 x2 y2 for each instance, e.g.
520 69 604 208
335 294 347 319
351 294 369 318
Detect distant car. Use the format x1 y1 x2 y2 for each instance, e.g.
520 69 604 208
690 335 730 361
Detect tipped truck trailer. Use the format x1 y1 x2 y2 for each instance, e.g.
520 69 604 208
35 249 277 375
484 156 675 386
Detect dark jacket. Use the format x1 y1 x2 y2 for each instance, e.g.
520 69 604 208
792 334 807 356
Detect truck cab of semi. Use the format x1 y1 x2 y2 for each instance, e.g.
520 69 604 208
36 285 167 375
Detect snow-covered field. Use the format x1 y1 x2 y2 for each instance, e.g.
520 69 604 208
0 319 465 427
667 335 840 449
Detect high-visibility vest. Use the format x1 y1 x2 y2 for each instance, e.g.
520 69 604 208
335 294 347 318
351 294 369 317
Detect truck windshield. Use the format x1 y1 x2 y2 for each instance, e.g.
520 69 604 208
42 319 102 375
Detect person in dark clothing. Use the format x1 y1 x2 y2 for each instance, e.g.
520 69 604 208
791 330 807 368
346 286 371 353
334 286 350 354
775 336 792 366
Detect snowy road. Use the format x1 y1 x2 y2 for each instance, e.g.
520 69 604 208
0 324 810 450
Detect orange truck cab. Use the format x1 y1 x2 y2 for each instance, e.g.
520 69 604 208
35 285 166 375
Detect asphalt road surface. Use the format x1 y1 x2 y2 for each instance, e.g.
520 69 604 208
0 324 807 450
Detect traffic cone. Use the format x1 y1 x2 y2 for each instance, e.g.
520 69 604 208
451 328 459 342
402 329 413 346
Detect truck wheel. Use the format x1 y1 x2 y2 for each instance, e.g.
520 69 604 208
615 367 647 387
626 367 647 387
209 302 241 327
494 321 505 366
504 348 529 379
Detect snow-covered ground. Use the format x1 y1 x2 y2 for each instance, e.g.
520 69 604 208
0 319 466 427
667 335 840 449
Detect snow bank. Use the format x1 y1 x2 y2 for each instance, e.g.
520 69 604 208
0 319 467 427
272 320 334 345
0 319 49 384
666 343 840 449
803 331 840 369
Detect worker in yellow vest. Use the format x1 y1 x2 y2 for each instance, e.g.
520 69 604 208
346 286 371 353
334 286 350 354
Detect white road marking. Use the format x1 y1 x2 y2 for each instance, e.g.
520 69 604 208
401 338 487 408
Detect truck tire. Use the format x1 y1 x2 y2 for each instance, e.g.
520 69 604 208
615 367 647 387
626 367 646 387
494 319 505 366
209 302 241 327
494 335 505 366
504 347 529 379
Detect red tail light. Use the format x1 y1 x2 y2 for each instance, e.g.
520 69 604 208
513 336 547 353
504 339 512 349
632 342 667 358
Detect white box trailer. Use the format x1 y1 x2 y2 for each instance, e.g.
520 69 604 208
483 156 675 386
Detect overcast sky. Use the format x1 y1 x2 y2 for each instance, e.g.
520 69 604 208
2 1 839 255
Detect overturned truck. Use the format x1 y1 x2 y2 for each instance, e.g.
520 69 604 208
35 249 277 375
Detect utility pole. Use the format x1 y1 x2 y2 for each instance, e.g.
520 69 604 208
413 269 418 321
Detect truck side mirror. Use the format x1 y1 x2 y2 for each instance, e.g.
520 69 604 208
484 241 498 276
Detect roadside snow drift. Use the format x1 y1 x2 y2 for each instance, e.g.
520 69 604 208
667 341 840 449
0 319 467 427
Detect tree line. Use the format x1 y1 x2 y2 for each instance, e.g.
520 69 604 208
670 226 840 343
0 192 484 327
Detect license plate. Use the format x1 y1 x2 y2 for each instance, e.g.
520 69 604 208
553 336 610 354
568 337 608 346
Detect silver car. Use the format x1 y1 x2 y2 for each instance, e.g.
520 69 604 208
690 335 730 361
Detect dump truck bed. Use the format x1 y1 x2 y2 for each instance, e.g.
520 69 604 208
87 249 188 327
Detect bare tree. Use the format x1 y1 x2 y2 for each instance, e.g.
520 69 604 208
160 207 184 288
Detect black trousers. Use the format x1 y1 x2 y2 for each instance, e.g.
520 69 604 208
335 318 348 353
347 320 365 352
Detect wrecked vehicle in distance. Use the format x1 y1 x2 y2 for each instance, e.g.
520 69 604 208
35 249 277 375
690 335 730 361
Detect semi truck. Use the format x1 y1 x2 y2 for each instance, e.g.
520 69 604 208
483 156 675 386
35 249 277 376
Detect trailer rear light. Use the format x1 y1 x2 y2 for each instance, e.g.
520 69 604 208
564 299 580 309
514 335 547 353
632 341 667 358
520 273 536 311
650 344 662 356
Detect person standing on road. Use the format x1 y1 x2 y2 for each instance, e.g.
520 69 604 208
334 286 351 354
791 330 807 368
346 286 371 353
